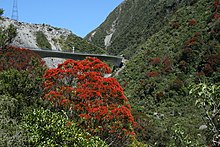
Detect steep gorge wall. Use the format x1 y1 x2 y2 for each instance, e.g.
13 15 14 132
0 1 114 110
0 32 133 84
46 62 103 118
85 0 199 58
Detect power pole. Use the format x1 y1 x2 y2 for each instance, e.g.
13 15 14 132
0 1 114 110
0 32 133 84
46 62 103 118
11 0 18 20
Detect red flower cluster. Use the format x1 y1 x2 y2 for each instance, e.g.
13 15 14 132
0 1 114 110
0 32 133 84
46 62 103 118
213 0 219 11
43 57 135 141
212 0 220 19
146 71 159 77
187 19 197 26
162 57 172 73
184 37 197 47
213 13 220 19
0 46 46 74
149 57 161 65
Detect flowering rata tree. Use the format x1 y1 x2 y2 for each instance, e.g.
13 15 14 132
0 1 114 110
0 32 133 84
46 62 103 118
43 57 135 145
0 46 46 75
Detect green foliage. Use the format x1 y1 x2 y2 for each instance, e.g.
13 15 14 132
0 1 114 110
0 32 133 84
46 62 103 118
0 46 47 119
115 0 219 145
86 0 198 58
168 124 201 146
0 95 27 146
0 69 45 119
0 24 17 48
35 31 52 49
22 108 107 147
0 9 4 16
190 83 220 146
0 45 48 145
0 69 43 99
59 33 106 54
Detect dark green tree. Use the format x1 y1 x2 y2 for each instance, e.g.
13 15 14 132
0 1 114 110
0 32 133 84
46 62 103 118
0 9 4 16
0 24 17 48
0 9 17 48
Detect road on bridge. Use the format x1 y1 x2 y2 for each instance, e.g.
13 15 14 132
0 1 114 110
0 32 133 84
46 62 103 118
29 49 123 67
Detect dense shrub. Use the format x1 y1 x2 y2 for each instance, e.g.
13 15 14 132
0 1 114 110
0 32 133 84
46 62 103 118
43 57 135 146
22 108 107 147
0 69 44 112
190 83 220 146
0 24 17 48
0 95 27 147
168 123 200 146
117 0 220 145
0 46 46 107
58 34 106 53
0 46 46 117
0 9 3 16
0 46 46 74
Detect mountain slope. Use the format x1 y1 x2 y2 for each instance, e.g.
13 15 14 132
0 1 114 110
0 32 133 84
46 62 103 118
0 17 106 54
85 0 198 58
86 0 220 145
116 0 220 145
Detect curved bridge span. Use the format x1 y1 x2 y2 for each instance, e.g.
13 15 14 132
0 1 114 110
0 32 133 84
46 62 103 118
29 49 123 67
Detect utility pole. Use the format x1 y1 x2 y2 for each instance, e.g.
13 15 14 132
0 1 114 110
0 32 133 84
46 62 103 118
11 0 18 20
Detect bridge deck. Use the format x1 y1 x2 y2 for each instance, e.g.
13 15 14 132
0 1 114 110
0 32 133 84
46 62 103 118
30 49 123 67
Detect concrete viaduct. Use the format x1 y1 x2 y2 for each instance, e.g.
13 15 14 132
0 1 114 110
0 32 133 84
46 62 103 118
29 49 123 67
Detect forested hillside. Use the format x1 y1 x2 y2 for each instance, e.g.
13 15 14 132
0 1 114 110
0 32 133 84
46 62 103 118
85 0 200 58
88 0 220 146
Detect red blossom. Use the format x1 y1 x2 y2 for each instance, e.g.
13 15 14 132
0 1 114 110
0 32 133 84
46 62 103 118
184 37 197 47
213 13 220 19
146 71 159 77
0 46 46 73
42 57 135 141
188 19 197 26
66 121 73 127
149 57 161 65
162 57 171 66
79 114 91 120
213 0 219 11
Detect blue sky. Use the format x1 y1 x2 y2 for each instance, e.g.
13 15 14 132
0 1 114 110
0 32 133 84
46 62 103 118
0 0 123 37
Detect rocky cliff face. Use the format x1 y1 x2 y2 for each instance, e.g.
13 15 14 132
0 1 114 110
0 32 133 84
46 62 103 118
0 17 71 51
0 17 107 68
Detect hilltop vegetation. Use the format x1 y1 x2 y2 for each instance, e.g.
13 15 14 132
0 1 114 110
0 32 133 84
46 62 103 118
36 31 52 49
86 0 201 58
57 33 106 54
